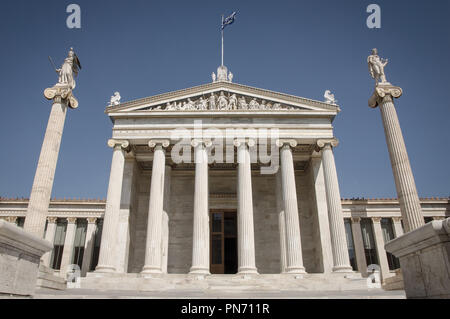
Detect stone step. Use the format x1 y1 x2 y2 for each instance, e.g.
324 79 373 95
36 264 66 291
79 274 370 292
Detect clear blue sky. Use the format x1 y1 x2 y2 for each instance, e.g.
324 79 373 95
0 0 449 200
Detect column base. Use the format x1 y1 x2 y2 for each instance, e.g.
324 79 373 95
141 266 163 275
332 265 354 273
95 265 116 273
285 266 306 274
189 267 211 275
238 267 259 275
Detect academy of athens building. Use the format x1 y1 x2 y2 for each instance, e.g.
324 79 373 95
2 67 449 288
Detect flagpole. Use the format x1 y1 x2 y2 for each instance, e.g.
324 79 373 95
221 15 224 67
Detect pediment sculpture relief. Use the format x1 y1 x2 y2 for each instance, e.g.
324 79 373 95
146 92 299 112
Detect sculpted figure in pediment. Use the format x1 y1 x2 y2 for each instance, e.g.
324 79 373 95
260 100 267 110
238 96 248 110
249 98 259 110
197 97 208 110
218 92 228 110
229 94 237 110
185 98 195 110
209 93 217 110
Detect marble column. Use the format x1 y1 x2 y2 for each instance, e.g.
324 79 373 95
24 93 69 238
310 156 334 274
316 139 353 272
81 217 97 276
234 139 258 275
350 217 368 277
277 140 306 274
59 217 77 275
372 217 391 281
41 217 58 267
96 139 129 273
392 217 404 238
275 171 287 273
142 140 170 274
190 140 211 275
369 84 424 232
161 211 169 274
116 157 137 273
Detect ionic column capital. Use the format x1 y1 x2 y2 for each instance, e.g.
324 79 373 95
372 217 382 223
67 217 77 224
191 139 212 148
392 217 402 223
87 217 98 224
433 216 445 221
6 216 18 223
316 139 339 151
47 217 58 224
351 217 361 224
148 139 170 149
368 84 403 108
233 138 255 148
107 139 130 150
276 139 298 149
44 84 79 109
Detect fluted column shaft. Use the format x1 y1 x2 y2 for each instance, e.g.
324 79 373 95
96 140 129 273
81 218 97 276
379 95 424 232
279 142 306 274
142 141 169 274
41 217 58 267
190 140 211 275
24 99 68 238
318 140 353 272
60 217 77 275
276 171 287 273
350 217 368 277
235 140 258 274
372 218 391 281
392 217 404 238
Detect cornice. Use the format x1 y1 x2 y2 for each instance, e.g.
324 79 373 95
105 81 340 114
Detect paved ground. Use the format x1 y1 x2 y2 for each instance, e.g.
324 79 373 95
34 288 406 299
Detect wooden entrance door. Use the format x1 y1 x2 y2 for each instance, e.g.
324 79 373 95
210 210 238 274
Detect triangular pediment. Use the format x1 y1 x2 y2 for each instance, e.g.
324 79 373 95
105 81 339 114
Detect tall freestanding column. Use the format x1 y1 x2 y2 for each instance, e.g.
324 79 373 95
234 139 258 275
95 139 129 273
142 140 170 274
368 48 424 233
317 139 353 272
25 48 81 238
24 92 68 238
190 139 212 275
277 140 306 274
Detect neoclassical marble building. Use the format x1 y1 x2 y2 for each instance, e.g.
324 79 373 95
2 68 448 286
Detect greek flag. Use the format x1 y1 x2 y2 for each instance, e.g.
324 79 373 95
222 12 237 30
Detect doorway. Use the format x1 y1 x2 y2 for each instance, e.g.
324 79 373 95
210 210 238 274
